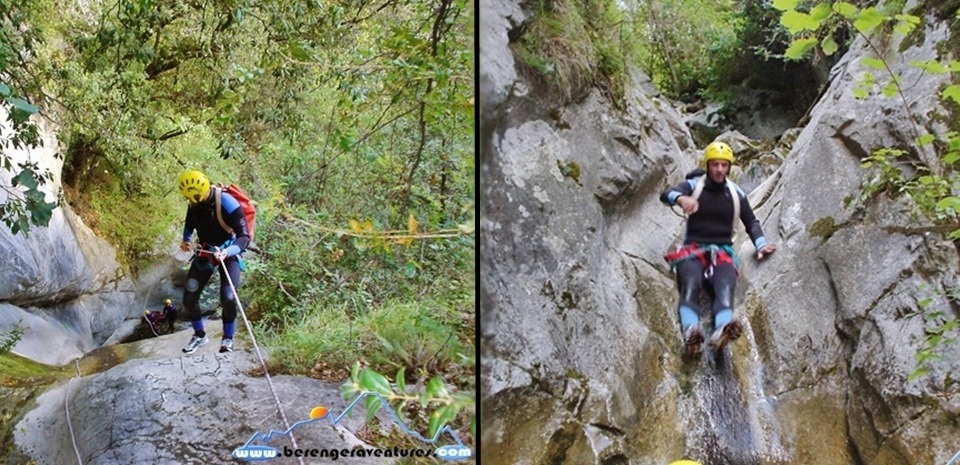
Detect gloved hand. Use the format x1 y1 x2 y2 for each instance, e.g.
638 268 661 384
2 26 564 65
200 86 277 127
213 247 228 262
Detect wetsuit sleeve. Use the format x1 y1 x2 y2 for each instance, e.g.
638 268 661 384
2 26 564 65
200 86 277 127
219 193 250 257
738 193 768 250
660 178 696 206
182 209 194 243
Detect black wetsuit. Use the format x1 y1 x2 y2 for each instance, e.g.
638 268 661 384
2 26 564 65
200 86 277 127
660 169 768 331
181 190 250 338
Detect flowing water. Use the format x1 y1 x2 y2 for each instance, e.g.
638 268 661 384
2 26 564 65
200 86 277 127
677 323 789 465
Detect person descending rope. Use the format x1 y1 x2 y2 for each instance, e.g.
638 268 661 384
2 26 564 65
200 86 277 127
176 170 251 354
660 141 777 357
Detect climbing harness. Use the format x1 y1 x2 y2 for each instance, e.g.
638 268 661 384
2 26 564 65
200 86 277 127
664 243 739 278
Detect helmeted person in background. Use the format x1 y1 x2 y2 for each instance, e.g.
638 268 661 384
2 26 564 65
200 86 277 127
161 298 178 333
176 170 250 354
659 141 777 356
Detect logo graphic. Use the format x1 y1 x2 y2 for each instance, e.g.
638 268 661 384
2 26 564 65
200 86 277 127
232 391 472 462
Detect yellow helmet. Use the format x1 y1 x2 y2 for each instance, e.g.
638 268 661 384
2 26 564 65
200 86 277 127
668 461 702 465
704 141 735 164
144 310 150 315
177 170 211 203
164 299 172 305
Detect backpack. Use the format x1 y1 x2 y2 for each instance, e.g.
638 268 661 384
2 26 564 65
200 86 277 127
213 183 256 241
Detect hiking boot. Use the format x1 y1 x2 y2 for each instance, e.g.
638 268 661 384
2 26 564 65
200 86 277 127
683 325 704 358
710 319 743 351
182 334 208 354
219 338 233 353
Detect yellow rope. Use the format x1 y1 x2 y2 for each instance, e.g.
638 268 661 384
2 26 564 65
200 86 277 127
279 213 473 240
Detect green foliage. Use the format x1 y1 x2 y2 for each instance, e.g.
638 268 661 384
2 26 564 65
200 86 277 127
906 287 958 382
778 2 960 381
512 0 626 103
621 0 740 99
341 361 475 441
0 2 475 450
0 321 23 353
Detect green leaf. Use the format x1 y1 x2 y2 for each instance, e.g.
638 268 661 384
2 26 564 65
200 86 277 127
772 0 801 11
893 14 921 35
916 134 936 146
810 3 832 21
426 377 449 398
949 228 960 241
854 7 886 34
937 197 960 211
882 80 898 98
908 366 929 382
852 87 869 99
29 200 55 226
404 261 417 278
822 34 839 56
784 37 818 60
395 367 406 394
943 85 960 105
6 96 38 114
944 151 960 164
833 2 858 19
364 394 381 421
12 170 38 190
861 57 886 70
427 405 458 439
359 368 393 396
942 319 958 332
351 361 361 381
781 10 822 34
947 60 960 72
909 59 948 74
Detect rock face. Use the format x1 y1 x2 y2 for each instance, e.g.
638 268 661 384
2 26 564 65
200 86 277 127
16 330 394 465
0 114 137 366
481 1 960 464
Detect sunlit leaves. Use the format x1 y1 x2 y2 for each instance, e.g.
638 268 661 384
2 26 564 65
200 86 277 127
943 85 960 105
909 59 949 74
809 3 832 21
771 0 801 11
853 7 884 34
821 34 838 56
893 14 921 35
832 2 857 19
861 57 885 70
781 10 822 34
784 37 818 60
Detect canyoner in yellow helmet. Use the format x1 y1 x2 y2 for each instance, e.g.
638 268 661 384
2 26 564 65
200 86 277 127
177 170 211 204
659 140 778 359
175 170 252 354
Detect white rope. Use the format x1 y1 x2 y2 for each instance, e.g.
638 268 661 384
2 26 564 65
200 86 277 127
65 358 83 464
218 257 305 465
947 449 960 465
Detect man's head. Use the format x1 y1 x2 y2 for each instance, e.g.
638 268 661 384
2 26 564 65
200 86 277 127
177 170 211 204
703 141 734 183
